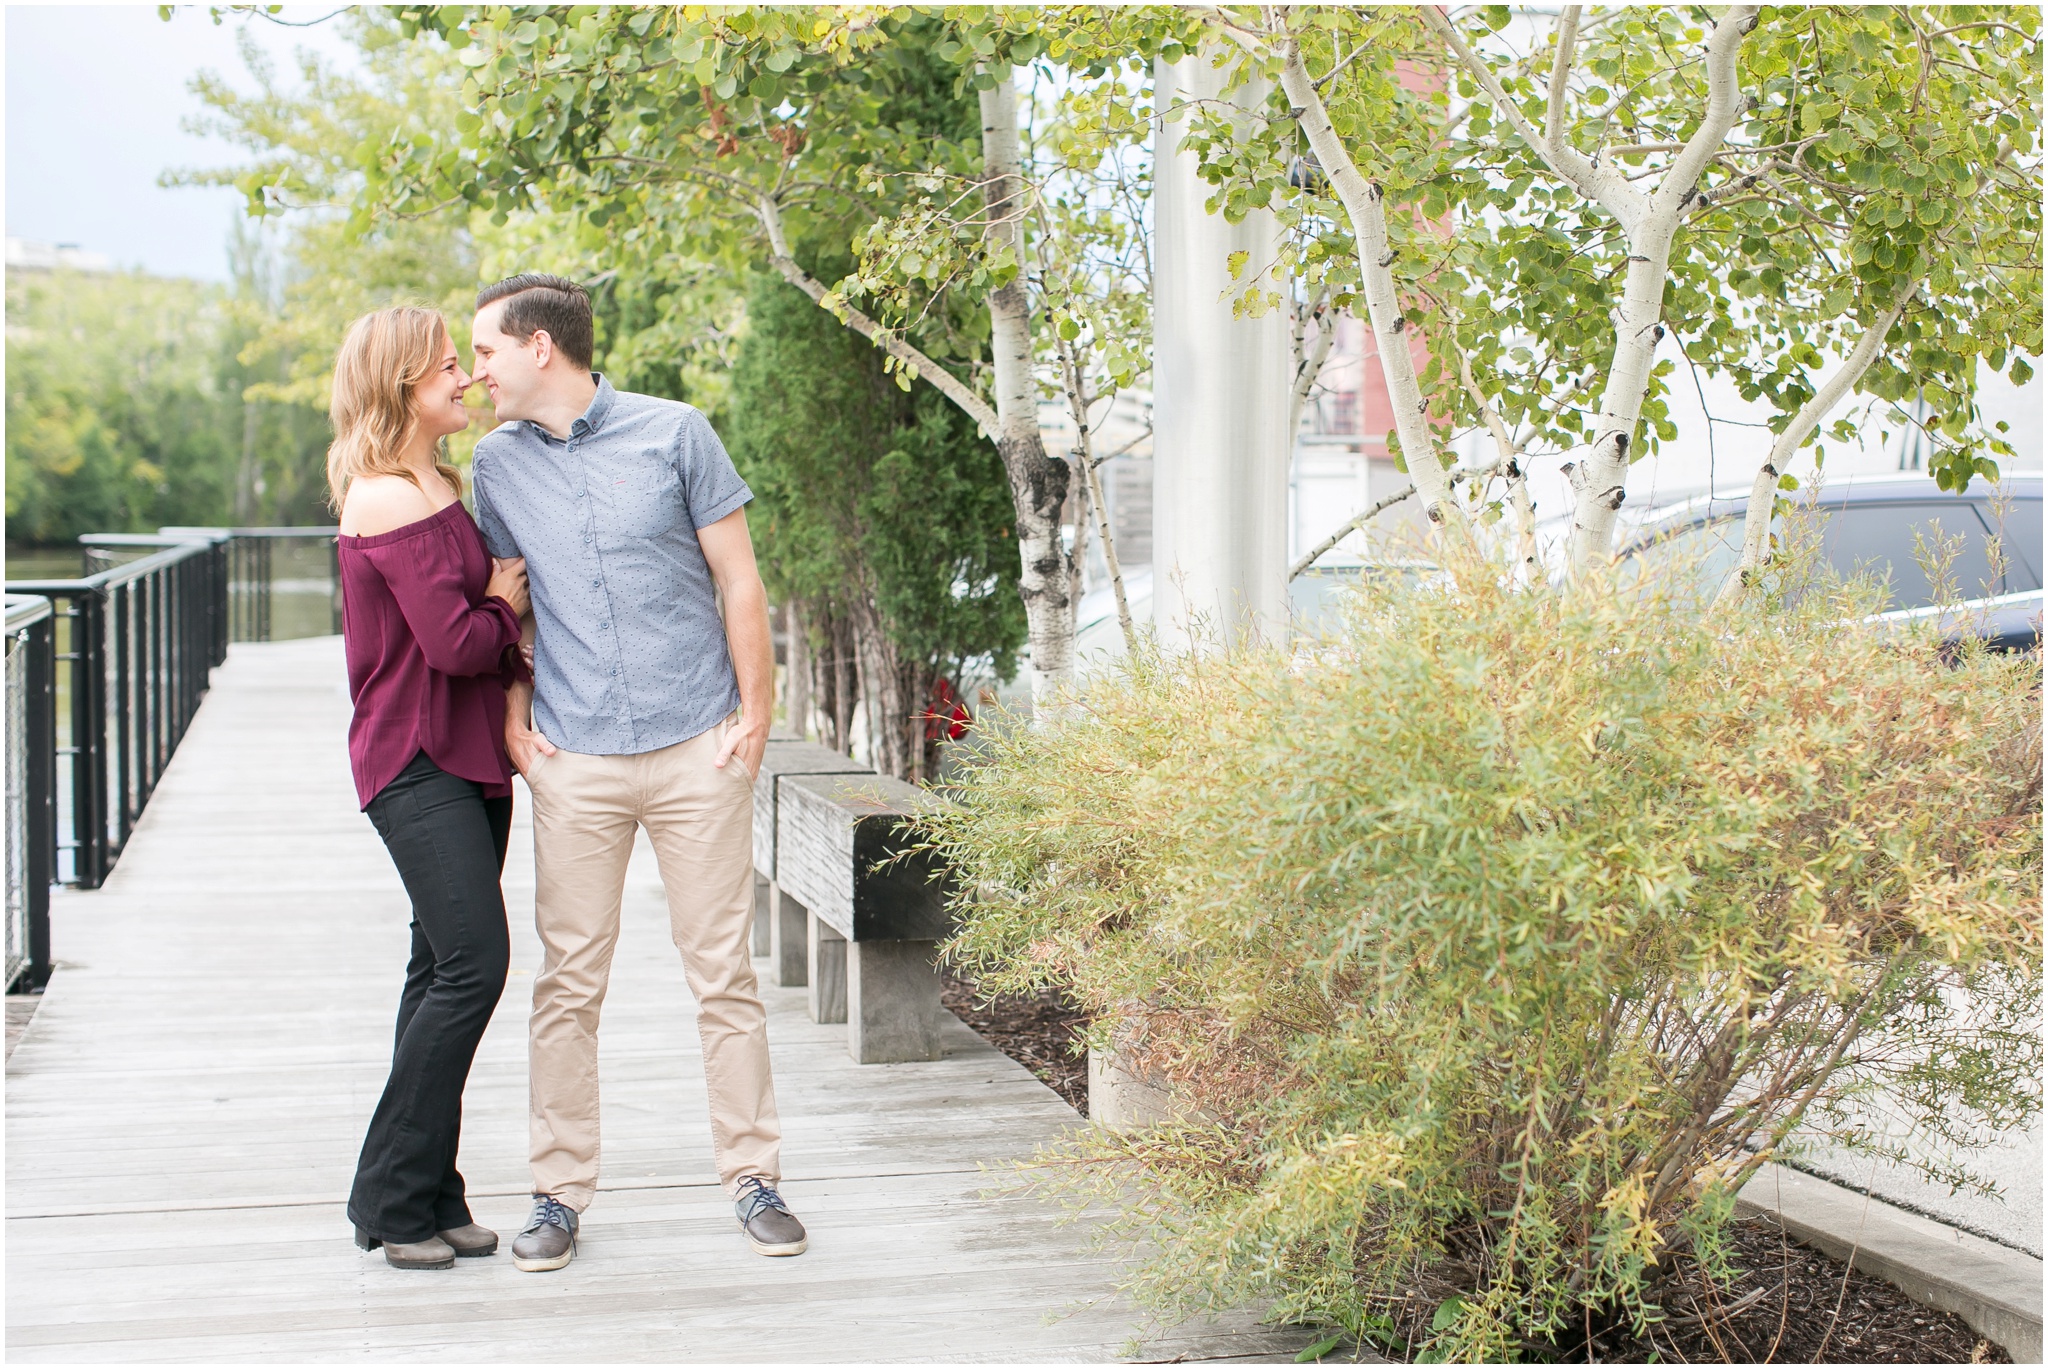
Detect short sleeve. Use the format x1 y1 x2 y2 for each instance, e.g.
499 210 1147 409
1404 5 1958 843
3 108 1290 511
472 452 520 559
676 408 752 530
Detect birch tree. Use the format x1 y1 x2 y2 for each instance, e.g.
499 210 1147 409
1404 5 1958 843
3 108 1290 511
1136 5 2039 588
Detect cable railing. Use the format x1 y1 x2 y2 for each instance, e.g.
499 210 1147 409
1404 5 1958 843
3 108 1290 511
3 529 340 970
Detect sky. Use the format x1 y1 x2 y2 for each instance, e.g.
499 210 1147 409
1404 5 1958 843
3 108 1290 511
6 3 361 282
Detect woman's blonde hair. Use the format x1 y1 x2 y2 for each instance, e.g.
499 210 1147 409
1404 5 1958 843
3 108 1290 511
326 306 464 510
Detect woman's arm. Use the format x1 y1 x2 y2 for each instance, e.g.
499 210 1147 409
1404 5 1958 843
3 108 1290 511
362 537 525 678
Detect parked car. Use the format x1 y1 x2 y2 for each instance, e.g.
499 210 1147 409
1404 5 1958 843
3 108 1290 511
1602 472 2043 651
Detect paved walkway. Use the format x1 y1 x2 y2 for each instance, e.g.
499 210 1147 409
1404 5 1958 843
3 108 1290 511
6 638 1308 1362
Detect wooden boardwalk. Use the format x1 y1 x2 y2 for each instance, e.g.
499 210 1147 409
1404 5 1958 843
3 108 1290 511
6 638 1308 1363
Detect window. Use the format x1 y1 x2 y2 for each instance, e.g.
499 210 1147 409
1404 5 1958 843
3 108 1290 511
1805 503 2002 609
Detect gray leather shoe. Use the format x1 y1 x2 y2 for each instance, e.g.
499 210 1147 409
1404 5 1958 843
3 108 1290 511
511 1194 578 1272
438 1223 498 1258
380 1235 455 1270
734 1176 807 1256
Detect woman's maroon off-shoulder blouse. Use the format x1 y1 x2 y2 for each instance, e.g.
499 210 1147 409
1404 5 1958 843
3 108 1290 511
339 501 524 809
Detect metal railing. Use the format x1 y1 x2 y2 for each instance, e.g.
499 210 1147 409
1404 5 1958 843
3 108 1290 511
10 536 231 890
160 527 343 642
4 528 340 916
5 596 57 990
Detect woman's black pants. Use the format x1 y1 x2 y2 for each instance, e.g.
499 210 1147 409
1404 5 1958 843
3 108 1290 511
348 751 513 1245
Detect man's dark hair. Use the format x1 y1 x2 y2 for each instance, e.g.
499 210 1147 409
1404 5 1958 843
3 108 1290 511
476 273 595 371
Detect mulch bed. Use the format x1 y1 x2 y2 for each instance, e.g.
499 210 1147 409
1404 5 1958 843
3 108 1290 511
936 973 2006 1363
939 968 1090 1116
1565 1214 2009 1364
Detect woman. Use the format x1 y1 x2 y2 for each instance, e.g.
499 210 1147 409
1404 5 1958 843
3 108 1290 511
331 306 529 1270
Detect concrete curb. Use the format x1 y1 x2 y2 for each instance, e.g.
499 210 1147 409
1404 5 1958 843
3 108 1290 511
1737 1162 2043 1362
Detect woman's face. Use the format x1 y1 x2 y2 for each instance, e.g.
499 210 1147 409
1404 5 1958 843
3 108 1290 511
414 331 474 442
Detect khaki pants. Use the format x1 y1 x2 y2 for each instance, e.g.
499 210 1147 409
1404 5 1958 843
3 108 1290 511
523 718 780 1209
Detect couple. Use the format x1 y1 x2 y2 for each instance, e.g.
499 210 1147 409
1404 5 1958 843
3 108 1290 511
330 275 804 1272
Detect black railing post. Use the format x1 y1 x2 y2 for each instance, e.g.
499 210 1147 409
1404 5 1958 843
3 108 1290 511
210 538 230 668
25 610 56 990
329 535 342 636
70 592 109 889
113 582 134 847
5 598 58 991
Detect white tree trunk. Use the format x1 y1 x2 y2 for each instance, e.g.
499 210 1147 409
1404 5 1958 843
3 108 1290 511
1277 42 1467 536
980 68 1076 705
1714 285 1917 608
1565 240 1678 566
1560 7 1759 570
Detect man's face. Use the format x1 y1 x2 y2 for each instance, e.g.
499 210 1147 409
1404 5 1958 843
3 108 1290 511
470 300 540 421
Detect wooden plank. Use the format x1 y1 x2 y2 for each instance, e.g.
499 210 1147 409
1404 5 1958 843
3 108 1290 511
774 773 952 942
4 637 1320 1363
751 740 871 878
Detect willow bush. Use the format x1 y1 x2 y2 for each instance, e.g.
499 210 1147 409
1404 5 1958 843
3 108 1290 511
921 565 2041 1361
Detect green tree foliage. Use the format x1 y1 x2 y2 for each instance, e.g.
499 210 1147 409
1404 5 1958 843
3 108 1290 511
176 11 745 470
729 268 1022 779
922 562 2041 1359
5 258 329 544
1036 6 2040 579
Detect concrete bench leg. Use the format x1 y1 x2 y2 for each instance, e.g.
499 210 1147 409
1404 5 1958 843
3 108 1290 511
808 913 847 1024
847 939 942 1064
768 883 808 988
751 874 771 958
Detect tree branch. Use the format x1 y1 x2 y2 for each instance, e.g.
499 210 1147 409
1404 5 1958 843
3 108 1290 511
1715 281 1918 608
1420 4 1644 226
1276 21 1467 534
1648 6 1762 219
1289 485 1417 580
1546 7 1582 155
755 194 999 439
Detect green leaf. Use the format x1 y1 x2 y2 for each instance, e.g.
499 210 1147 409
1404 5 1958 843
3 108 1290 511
1296 1333 1344 1363
1226 249 1249 281
1430 1295 1467 1333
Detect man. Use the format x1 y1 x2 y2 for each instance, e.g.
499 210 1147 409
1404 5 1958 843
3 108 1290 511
468 273 805 1271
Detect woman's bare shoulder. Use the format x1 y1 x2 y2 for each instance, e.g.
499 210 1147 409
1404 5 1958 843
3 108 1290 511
339 476 438 538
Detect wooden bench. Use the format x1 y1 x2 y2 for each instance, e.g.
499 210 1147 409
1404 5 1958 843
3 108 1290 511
773 773 954 1064
751 740 872 985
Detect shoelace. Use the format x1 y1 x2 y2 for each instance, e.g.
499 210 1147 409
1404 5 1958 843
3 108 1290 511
523 1195 575 1235
735 1176 789 1223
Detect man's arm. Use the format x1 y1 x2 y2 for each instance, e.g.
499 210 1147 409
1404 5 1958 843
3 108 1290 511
698 506 772 781
504 609 556 776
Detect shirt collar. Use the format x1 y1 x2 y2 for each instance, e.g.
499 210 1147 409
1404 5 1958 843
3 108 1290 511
544 373 615 442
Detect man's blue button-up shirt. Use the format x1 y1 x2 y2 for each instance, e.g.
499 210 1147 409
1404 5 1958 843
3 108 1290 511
472 375 753 756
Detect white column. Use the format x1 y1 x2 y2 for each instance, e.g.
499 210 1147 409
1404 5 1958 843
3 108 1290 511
1151 51 1293 651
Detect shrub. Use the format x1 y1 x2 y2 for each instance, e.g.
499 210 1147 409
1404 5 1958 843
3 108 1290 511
921 564 2042 1361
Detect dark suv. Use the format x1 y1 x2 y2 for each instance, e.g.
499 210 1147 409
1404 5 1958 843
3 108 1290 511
1615 473 2043 651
